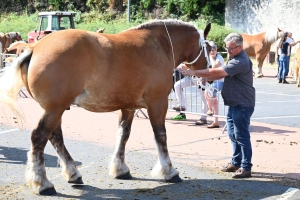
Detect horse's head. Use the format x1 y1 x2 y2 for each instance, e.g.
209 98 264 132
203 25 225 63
277 28 285 39
184 23 211 71
7 32 22 42
15 32 22 41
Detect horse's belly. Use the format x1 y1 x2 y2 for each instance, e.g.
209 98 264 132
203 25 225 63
73 89 144 112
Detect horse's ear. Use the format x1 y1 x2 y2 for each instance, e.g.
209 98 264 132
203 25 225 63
203 23 211 39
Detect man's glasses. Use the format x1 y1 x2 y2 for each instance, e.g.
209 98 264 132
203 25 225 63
224 45 240 52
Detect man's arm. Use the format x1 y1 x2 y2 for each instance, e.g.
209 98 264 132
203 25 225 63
178 67 228 78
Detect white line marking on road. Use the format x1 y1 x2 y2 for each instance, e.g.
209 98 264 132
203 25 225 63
0 129 19 135
256 91 300 97
278 187 299 199
252 116 300 120
267 100 300 103
255 100 300 103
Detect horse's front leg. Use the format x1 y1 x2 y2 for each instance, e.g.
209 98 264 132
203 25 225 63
26 112 61 195
109 109 134 179
48 119 83 184
147 99 182 183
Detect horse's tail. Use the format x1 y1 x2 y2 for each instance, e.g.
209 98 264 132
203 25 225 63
0 48 33 122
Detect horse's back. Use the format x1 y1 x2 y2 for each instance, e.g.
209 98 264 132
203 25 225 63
25 29 172 112
242 32 266 56
26 30 100 109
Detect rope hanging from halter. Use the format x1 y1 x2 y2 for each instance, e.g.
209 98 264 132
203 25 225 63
164 22 211 69
193 76 214 99
184 30 211 69
164 22 176 69
164 22 213 98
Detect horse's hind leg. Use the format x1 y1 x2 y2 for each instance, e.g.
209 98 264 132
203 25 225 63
147 99 181 183
109 109 134 179
26 111 62 195
48 119 83 184
256 56 264 78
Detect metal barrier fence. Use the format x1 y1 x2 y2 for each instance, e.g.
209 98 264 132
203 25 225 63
0 53 27 98
168 52 228 119
0 53 18 69
168 73 227 119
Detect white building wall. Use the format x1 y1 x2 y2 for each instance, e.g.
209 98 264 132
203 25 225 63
225 0 300 52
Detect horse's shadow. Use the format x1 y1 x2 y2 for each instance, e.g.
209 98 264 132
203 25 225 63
50 175 299 199
0 146 82 167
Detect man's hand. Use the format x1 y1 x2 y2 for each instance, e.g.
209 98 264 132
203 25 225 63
178 68 194 76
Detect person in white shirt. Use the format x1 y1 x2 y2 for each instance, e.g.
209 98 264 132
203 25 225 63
205 41 225 128
171 63 208 124
286 32 294 76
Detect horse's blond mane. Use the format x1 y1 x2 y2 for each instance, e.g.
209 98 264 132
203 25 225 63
264 28 281 44
129 19 197 31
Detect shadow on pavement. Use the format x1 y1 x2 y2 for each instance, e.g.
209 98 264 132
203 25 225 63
49 178 292 200
0 146 82 167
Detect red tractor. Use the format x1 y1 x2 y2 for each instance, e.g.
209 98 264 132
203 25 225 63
28 11 76 43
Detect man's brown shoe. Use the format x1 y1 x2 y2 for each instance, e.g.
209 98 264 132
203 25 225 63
221 163 240 172
232 168 251 178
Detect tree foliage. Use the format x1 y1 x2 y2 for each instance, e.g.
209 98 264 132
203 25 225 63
0 0 225 25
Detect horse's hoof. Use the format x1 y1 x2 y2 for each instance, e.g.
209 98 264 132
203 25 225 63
166 175 182 183
116 172 132 180
39 187 57 195
68 177 84 184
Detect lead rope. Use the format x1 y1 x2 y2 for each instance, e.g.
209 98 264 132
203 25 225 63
185 30 211 69
164 22 176 69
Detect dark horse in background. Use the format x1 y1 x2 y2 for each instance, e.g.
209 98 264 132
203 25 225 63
0 20 211 195
242 28 284 78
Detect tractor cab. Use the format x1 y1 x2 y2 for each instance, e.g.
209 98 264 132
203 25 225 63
28 11 76 43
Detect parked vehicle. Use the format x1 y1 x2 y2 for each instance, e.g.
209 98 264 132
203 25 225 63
28 11 76 43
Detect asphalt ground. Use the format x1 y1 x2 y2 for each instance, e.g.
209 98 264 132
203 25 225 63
0 129 299 200
0 66 300 199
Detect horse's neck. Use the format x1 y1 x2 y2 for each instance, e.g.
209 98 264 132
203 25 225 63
8 33 15 39
4 35 12 48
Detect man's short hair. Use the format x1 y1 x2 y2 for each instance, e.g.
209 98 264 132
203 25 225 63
224 33 243 46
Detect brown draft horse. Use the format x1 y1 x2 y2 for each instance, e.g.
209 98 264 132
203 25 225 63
0 32 22 52
242 28 284 78
0 19 211 195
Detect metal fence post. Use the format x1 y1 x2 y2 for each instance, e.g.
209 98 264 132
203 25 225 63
0 43 2 69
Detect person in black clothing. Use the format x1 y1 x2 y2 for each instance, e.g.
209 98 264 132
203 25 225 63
277 32 300 84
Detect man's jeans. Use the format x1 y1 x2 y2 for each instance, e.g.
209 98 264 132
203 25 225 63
227 105 254 171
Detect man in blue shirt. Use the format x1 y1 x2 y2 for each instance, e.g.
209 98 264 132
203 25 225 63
179 33 255 178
